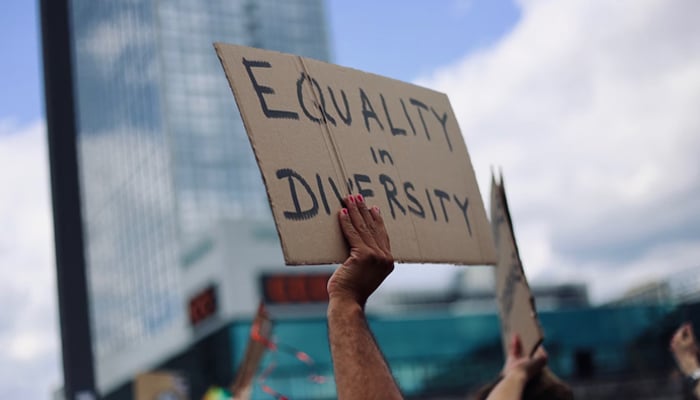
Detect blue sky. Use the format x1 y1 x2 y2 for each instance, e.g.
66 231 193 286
0 1 41 124
328 0 519 81
0 1 520 125
3 0 700 399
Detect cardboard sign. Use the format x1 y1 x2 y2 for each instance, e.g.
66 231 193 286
230 303 272 399
133 371 188 400
215 43 496 265
490 172 543 357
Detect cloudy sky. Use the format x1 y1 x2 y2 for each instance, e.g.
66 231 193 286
1 0 700 398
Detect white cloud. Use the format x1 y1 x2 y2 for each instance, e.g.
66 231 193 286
418 0 700 303
0 119 61 398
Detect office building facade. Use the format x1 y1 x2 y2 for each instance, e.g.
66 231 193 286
43 0 330 397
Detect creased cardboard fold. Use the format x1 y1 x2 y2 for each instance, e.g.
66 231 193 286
215 43 497 266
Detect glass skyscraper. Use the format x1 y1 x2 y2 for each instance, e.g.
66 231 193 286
66 0 330 393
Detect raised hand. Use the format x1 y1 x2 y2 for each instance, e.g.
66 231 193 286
502 334 548 384
670 323 700 375
327 194 394 307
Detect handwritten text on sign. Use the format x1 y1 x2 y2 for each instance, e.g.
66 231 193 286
215 44 496 265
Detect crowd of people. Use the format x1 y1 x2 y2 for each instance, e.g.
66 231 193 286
320 194 700 400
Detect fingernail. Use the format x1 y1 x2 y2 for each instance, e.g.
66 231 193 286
341 208 348 215
356 194 364 203
373 206 380 214
347 196 355 204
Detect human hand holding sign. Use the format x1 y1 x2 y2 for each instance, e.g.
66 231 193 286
327 194 394 308
326 195 403 400
485 334 548 400
502 334 548 383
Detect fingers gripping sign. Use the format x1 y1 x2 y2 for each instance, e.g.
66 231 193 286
327 195 395 307
502 334 548 383
370 205 391 252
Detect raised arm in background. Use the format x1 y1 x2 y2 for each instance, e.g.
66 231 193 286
326 194 403 400
485 334 548 400
671 323 700 399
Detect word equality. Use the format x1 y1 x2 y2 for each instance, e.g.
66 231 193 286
243 58 455 152
276 168 473 236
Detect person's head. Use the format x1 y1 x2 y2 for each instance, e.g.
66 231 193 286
473 368 573 400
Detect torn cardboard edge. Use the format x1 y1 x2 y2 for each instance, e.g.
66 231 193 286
491 170 544 357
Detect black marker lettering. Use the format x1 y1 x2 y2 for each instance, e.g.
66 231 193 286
433 189 451 222
378 149 394 165
431 107 452 152
404 182 425 218
296 73 321 123
276 168 318 220
243 58 299 120
360 88 384 132
316 173 331 215
370 147 379 164
453 195 472 236
379 174 406 219
354 174 374 199
409 98 430 140
425 188 437 221
297 73 337 125
328 87 352 126
401 98 417 135
310 77 336 125
380 94 406 136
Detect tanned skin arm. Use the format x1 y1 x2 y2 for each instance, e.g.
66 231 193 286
326 194 403 400
486 334 547 400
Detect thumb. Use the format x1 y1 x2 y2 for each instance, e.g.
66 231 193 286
509 334 523 358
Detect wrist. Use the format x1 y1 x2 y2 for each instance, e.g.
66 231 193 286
678 355 700 375
502 369 529 387
328 285 367 308
328 296 364 316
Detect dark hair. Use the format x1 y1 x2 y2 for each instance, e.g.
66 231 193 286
472 369 574 400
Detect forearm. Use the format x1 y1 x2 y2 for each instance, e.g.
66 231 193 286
485 372 527 400
327 298 402 400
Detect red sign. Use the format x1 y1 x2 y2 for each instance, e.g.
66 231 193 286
261 273 331 304
188 285 217 327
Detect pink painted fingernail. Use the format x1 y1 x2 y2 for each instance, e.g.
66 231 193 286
356 194 364 203
373 206 380 214
341 208 348 215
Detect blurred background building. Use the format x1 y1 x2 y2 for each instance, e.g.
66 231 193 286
610 266 700 307
42 0 332 398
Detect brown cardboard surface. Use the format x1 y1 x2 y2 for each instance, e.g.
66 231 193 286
230 303 272 399
134 371 188 400
490 172 544 357
215 43 496 265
